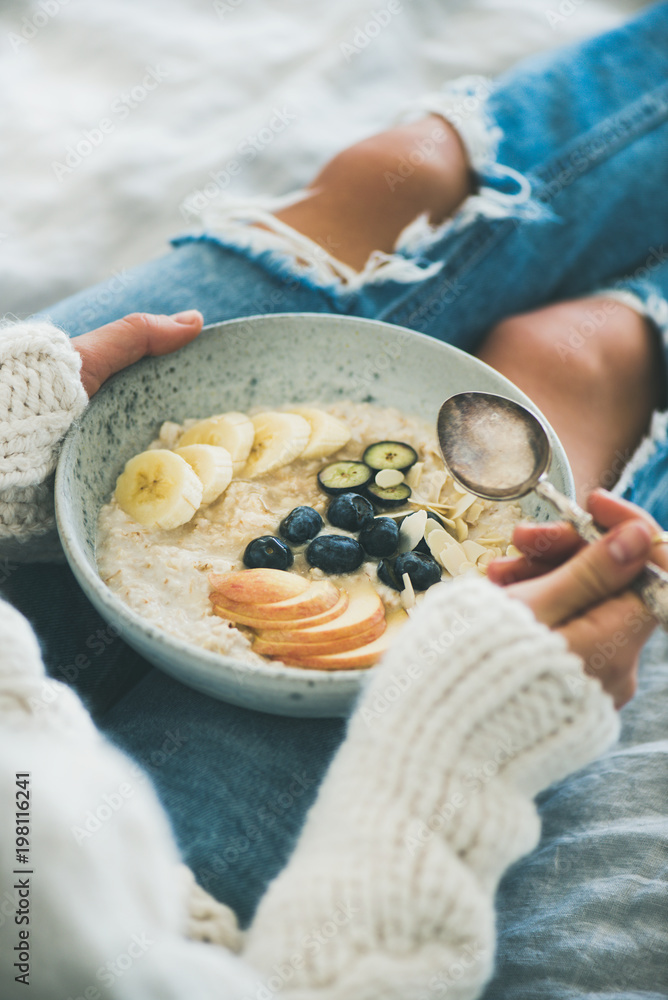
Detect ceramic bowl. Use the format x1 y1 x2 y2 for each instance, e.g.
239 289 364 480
56 313 574 717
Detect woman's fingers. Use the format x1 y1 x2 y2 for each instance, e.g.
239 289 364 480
72 310 204 397
511 521 583 564
587 488 660 532
487 522 582 585
559 589 656 707
487 555 557 585
506 517 655 627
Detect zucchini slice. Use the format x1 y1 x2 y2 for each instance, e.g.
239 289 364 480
317 461 373 495
362 441 418 472
366 481 413 508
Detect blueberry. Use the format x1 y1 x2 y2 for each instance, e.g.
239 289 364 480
279 506 323 545
306 535 365 574
243 535 294 570
377 558 401 591
327 493 375 532
359 517 399 557
395 551 441 591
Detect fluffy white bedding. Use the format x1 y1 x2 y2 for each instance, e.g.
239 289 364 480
0 0 646 319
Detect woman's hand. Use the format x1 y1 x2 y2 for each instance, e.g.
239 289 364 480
488 490 668 707
71 310 204 397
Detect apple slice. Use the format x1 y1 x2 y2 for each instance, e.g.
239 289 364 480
208 568 308 605
256 587 383 644
252 617 385 658
281 610 408 670
210 580 340 621
212 591 349 630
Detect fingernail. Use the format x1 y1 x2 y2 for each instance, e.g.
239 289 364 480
607 521 652 565
171 310 202 325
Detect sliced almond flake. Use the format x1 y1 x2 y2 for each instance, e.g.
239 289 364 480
466 501 485 524
404 462 424 490
437 541 471 577
424 518 443 539
397 509 428 554
454 517 468 542
425 506 457 531
422 501 453 513
476 550 495 570
462 539 487 562
450 492 477 520
400 572 416 611
506 543 523 558
427 528 451 558
456 560 476 576
380 507 414 520
375 468 405 488
451 479 469 494
429 469 447 501
473 536 506 546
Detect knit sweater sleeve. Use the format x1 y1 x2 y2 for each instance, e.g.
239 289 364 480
0 321 88 560
243 576 619 1000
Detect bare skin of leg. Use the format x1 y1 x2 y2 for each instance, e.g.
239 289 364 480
477 300 666 502
275 116 472 270
273 119 664 499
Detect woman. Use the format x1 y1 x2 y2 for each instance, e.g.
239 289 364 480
2 3 668 995
0 307 663 999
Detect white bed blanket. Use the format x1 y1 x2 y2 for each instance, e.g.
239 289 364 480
0 0 646 319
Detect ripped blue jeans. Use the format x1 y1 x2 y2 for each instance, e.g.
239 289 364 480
42 3 668 525
24 4 668 997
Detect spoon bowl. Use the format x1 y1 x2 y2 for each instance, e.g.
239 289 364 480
437 391 551 501
438 390 668 631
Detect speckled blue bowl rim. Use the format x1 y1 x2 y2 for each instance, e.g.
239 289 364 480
55 313 574 717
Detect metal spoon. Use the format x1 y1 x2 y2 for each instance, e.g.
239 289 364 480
437 390 668 629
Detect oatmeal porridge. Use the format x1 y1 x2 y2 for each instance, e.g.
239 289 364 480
97 401 525 670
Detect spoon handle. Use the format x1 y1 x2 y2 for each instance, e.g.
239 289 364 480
535 479 668 631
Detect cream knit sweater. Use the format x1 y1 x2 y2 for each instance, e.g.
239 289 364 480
0 321 619 1000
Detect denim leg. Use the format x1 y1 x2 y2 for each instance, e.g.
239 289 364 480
36 238 341 336
99 670 346 927
355 3 668 350
595 256 668 530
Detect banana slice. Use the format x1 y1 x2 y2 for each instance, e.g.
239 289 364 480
288 407 351 459
178 412 254 474
243 412 311 479
174 444 233 504
115 449 203 529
